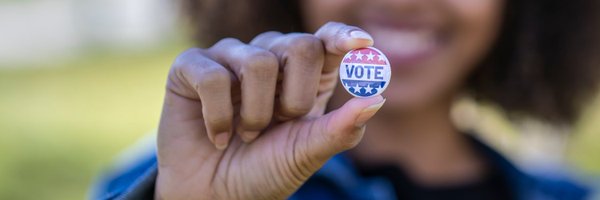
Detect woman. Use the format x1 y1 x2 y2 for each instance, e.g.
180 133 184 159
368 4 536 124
93 0 600 199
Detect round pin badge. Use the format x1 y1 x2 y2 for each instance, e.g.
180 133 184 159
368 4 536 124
339 47 391 98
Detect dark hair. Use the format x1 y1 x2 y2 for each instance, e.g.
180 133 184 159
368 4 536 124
184 0 600 124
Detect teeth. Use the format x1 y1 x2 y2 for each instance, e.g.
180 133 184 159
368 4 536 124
373 29 435 57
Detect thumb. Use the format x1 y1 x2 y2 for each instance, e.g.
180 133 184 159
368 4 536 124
307 95 385 161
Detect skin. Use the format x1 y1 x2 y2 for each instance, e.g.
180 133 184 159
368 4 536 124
155 0 504 199
304 0 504 185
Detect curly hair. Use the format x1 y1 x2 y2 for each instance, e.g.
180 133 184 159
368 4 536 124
183 0 600 124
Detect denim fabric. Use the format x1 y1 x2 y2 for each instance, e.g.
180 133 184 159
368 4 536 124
91 135 591 200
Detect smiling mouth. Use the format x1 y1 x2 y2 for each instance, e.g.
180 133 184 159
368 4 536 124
363 18 442 68
370 28 440 69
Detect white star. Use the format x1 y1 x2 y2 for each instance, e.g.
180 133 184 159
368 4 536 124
352 85 362 93
355 51 364 60
377 54 385 61
366 52 375 61
365 85 373 94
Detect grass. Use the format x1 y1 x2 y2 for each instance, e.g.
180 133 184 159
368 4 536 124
0 41 598 199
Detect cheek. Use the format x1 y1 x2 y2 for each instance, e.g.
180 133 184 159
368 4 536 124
448 0 504 68
441 0 503 90
386 0 503 108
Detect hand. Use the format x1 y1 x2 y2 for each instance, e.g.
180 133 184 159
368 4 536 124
155 22 386 200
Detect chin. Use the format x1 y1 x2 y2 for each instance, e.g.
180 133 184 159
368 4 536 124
381 86 439 113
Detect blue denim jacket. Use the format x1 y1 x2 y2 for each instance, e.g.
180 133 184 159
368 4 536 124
91 135 591 200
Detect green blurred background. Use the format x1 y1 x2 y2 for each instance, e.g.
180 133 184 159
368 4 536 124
0 0 599 199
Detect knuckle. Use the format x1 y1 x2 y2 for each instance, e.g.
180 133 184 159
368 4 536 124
259 31 282 36
212 37 242 48
172 48 203 69
337 131 362 149
209 37 245 54
327 127 363 151
316 21 346 35
323 21 343 29
242 48 279 75
286 34 324 57
169 48 213 84
254 31 283 41
195 67 230 91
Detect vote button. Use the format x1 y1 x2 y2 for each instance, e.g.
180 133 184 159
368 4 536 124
339 47 391 98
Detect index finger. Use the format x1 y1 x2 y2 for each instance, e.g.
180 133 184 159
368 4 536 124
314 22 374 72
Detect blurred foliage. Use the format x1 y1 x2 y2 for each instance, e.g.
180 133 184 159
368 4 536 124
0 40 598 199
0 42 186 199
570 95 600 173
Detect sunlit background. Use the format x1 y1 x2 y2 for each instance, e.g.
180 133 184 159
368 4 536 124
0 0 599 199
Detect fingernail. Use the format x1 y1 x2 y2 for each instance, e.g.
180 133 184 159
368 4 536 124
354 98 386 127
214 132 230 150
350 30 373 41
241 131 260 143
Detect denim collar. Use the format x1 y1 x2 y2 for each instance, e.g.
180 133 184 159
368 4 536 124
310 134 590 200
